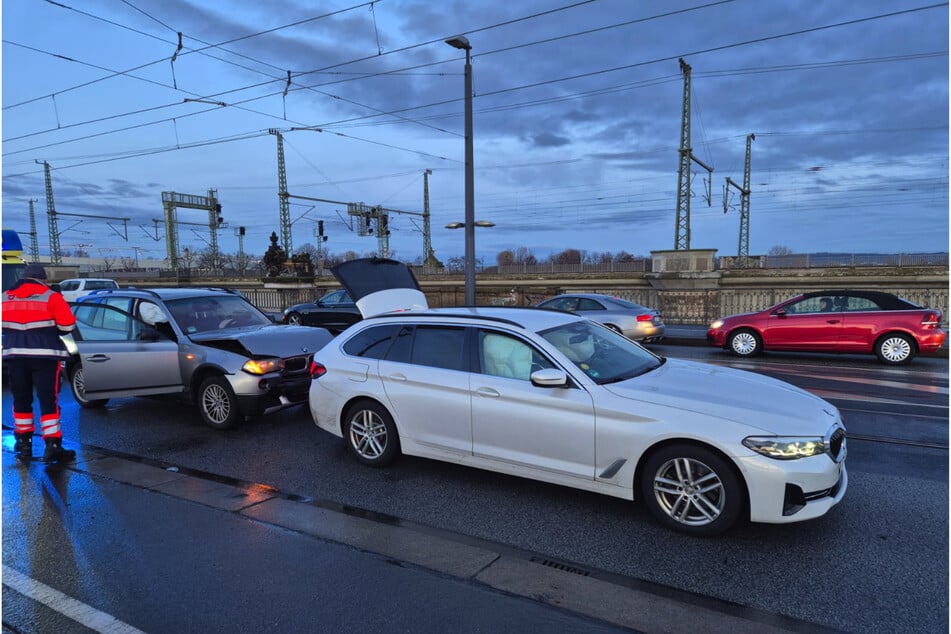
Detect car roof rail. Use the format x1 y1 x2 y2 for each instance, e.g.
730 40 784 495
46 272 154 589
369 310 528 329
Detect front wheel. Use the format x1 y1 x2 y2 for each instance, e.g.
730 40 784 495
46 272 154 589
285 312 302 326
197 376 242 430
875 333 915 365
728 329 761 357
69 364 108 408
343 400 400 467
640 444 744 536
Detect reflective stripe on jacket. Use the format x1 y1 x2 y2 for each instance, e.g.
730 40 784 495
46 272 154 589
2 279 76 359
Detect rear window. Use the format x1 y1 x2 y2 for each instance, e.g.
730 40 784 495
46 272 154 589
86 280 119 290
342 324 401 359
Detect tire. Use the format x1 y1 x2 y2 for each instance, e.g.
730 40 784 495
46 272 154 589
342 400 400 467
69 364 109 408
728 329 761 357
640 444 744 536
285 312 302 326
605 324 622 334
197 376 242 430
875 333 915 365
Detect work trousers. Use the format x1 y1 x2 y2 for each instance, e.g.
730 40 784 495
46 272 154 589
7 357 63 439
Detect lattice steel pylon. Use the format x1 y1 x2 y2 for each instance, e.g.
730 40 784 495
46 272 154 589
723 133 755 267
673 58 713 251
36 160 62 265
269 129 293 256
27 198 39 260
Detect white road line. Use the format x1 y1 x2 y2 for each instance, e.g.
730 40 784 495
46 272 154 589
2 564 147 634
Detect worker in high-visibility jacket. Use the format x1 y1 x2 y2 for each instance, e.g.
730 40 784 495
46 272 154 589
2 263 77 464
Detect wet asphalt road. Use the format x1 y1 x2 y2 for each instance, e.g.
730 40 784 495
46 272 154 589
2 344 948 633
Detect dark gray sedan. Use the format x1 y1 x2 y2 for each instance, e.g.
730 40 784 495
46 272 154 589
536 293 665 342
283 289 362 334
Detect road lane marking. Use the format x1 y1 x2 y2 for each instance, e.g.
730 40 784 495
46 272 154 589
2 564 147 634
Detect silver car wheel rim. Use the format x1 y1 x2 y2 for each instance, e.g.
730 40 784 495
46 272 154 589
731 332 757 355
880 337 911 362
73 368 88 401
202 384 231 424
652 457 725 526
349 410 387 459
288 314 301 325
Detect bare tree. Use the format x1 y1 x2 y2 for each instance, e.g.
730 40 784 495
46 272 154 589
768 245 794 256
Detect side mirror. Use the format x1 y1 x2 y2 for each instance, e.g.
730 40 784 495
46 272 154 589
775 309 787 318
530 368 568 388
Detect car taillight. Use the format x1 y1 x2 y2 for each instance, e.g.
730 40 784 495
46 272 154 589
921 312 941 327
309 362 327 379
636 314 653 322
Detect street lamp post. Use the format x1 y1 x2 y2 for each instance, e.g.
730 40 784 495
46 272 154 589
445 35 475 305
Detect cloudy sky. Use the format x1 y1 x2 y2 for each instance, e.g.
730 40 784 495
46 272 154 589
2 0 948 265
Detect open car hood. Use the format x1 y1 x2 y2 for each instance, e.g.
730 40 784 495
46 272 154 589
331 258 428 318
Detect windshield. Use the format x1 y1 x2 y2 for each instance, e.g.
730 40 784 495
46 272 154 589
165 296 271 334
539 320 663 384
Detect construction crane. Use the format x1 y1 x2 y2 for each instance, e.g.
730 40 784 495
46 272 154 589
723 133 755 267
673 58 713 251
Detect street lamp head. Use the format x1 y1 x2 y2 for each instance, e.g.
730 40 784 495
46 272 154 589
445 222 465 230
474 221 495 228
444 35 471 50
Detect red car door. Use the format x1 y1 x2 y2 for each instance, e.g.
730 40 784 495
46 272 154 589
763 297 843 350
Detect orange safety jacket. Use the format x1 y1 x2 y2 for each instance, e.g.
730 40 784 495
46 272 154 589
2 279 76 359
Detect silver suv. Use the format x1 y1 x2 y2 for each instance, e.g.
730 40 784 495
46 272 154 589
69 287 333 429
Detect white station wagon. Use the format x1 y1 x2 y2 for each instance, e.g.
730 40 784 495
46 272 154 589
308 259 847 536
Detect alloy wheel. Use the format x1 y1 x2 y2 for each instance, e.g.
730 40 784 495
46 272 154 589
652 457 726 526
730 331 758 356
879 336 912 363
348 409 388 459
202 383 232 425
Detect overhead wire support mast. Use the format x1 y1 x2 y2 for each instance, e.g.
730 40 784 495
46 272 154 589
269 129 293 256
674 58 713 251
36 160 62 265
723 133 755 267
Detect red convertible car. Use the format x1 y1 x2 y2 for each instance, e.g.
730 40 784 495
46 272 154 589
707 290 945 364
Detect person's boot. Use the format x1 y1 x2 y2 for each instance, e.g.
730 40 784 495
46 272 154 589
42 437 76 463
13 432 33 465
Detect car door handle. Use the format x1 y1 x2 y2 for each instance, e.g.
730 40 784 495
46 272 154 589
826 319 840 324
475 387 500 398
84 354 111 362
388 373 407 382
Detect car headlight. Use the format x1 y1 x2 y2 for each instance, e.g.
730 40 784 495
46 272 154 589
242 357 284 375
742 436 827 460
710 319 724 329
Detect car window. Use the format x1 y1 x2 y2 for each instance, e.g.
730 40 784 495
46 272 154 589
102 297 134 313
845 297 881 311
165 296 270 333
540 297 577 312
72 304 142 341
479 331 554 381
342 324 401 359
411 326 466 371
576 298 605 311
609 297 650 311
540 320 661 384
784 297 829 314
87 280 118 290
60 281 79 291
